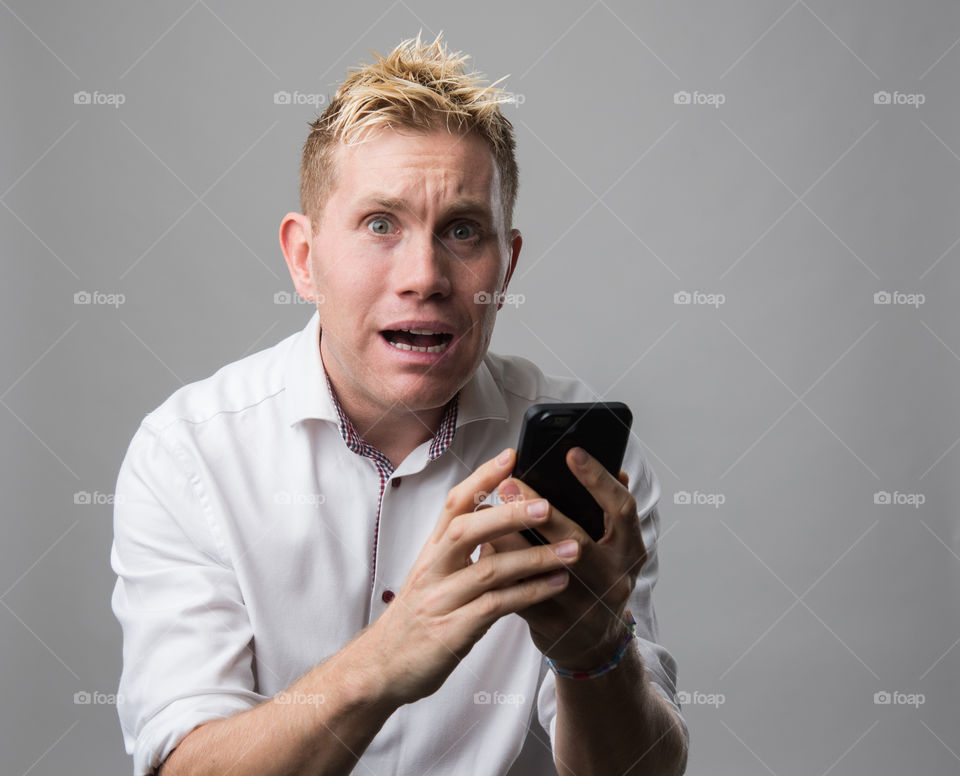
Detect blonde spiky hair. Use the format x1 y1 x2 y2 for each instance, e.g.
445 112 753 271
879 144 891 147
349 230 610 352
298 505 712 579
299 32 520 231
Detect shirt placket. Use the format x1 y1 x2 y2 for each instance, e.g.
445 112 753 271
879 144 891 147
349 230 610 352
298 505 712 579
324 375 459 590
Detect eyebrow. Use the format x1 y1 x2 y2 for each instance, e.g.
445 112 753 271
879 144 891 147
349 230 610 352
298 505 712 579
357 194 495 223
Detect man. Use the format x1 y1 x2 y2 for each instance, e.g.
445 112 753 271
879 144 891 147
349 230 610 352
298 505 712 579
111 34 688 775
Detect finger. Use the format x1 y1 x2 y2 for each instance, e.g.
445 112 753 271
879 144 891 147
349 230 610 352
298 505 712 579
456 563 572 633
483 532 540 588
429 448 515 542
483 533 600 614
438 495 553 573
486 531 531 556
496 474 615 596
497 476 589 546
565 447 638 537
441 540 580 612
476 541 517 592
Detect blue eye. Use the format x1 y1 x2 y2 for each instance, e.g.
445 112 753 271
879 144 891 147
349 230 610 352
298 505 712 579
369 217 392 235
450 222 477 240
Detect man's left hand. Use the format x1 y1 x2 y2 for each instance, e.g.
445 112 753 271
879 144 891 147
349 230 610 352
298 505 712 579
479 446 648 671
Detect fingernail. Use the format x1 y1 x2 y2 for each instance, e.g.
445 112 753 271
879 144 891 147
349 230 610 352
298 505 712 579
572 447 588 466
497 449 512 465
498 480 519 499
526 499 548 518
556 540 579 559
547 570 568 587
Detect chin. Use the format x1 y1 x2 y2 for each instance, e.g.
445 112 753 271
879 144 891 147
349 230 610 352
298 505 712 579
388 378 457 410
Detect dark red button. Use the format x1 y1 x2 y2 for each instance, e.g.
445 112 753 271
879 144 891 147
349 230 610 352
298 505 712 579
391 478 402 488
381 589 395 603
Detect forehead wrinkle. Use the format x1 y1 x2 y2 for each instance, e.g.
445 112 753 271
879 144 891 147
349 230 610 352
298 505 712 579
357 164 493 218
359 193 494 225
338 130 502 227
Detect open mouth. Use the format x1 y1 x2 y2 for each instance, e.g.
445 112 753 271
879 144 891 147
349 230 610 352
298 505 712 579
381 328 454 354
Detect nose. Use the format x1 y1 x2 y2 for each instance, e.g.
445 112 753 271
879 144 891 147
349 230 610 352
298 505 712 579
392 229 453 300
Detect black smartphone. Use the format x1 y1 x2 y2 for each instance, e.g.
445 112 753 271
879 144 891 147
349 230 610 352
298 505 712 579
513 402 632 545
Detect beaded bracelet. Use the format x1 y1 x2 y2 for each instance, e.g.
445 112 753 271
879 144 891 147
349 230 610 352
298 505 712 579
545 613 638 680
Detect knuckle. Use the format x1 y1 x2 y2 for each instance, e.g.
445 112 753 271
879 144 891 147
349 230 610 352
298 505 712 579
478 590 501 618
512 497 533 521
443 488 459 513
417 588 442 617
617 493 638 519
584 463 604 486
473 557 497 585
537 547 559 569
407 565 431 594
446 514 466 543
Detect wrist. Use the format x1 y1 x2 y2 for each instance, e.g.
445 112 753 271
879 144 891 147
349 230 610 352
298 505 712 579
332 628 405 714
547 613 637 679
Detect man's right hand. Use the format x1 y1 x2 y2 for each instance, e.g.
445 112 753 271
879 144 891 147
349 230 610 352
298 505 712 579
158 448 581 776
357 447 582 706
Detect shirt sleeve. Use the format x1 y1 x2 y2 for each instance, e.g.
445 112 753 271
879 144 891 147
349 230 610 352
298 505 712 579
111 421 267 776
535 438 689 755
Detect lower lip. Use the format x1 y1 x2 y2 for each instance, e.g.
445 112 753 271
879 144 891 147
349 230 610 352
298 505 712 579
379 333 458 365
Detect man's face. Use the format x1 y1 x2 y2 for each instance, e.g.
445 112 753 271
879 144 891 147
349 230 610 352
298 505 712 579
305 126 521 419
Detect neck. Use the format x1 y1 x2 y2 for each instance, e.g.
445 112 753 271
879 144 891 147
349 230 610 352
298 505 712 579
352 398 446 470
319 339 449 469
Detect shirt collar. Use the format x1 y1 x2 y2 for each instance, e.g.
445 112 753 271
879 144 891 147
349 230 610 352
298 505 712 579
282 310 509 433
324 369 459 465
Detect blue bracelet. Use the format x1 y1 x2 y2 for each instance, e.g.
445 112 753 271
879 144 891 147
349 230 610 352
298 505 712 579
545 613 638 680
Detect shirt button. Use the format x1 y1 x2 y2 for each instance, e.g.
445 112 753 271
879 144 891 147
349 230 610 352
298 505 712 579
381 589 395 603
391 478 402 488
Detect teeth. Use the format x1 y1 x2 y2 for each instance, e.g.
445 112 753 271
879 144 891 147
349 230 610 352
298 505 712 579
387 339 450 354
383 327 453 354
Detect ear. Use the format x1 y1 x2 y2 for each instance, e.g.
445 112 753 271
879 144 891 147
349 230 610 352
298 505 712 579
279 212 316 301
496 228 522 310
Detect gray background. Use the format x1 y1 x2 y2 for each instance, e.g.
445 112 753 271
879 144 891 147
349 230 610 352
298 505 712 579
2 1 958 773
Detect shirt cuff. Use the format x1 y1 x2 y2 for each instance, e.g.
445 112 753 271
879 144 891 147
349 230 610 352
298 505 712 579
131 692 264 776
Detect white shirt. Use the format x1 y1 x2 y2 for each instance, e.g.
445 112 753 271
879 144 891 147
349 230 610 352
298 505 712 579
111 310 687 776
